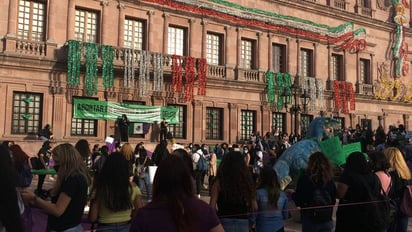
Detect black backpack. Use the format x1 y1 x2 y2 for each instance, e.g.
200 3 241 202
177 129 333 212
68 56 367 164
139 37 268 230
362 175 397 231
304 185 334 222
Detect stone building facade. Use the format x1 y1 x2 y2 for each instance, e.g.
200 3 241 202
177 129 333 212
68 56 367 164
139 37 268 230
1 0 412 154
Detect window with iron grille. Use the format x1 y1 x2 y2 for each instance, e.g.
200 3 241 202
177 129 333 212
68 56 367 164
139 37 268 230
361 0 371 8
272 43 286 73
168 105 186 139
206 33 223 65
331 54 344 81
360 58 371 84
334 116 345 129
241 39 255 69
12 92 43 135
75 8 99 43
300 48 314 77
18 0 46 41
71 97 97 136
272 112 286 134
124 18 146 50
168 26 187 56
206 107 223 140
123 101 146 138
240 110 256 141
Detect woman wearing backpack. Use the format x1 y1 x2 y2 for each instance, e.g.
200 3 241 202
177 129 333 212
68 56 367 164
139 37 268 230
384 147 411 232
292 152 336 232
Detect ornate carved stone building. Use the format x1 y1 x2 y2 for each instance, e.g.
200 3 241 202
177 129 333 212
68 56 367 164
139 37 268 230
1 0 412 153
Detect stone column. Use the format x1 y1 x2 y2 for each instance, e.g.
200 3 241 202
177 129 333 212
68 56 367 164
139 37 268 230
228 103 238 144
162 13 169 54
47 0 56 42
100 0 110 44
256 32 263 69
201 19 207 59
67 0 76 40
7 0 17 37
192 100 203 143
117 2 125 47
146 10 154 50
236 27 242 68
188 18 196 57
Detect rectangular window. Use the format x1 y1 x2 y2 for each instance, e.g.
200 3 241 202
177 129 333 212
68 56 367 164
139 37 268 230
241 39 255 69
206 33 223 65
360 59 371 84
331 54 344 81
168 26 186 56
123 101 146 138
300 48 314 77
71 97 97 136
168 105 186 139
361 0 371 8
272 113 286 134
18 0 46 41
124 18 145 50
206 107 223 140
272 43 286 73
240 110 256 141
12 92 42 134
75 9 99 43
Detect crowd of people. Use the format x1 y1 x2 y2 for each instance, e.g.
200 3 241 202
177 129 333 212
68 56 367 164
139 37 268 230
1 121 412 232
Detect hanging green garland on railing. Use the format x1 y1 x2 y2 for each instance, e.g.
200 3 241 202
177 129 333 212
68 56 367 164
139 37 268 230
275 72 284 110
84 43 98 96
101 45 114 88
284 73 292 105
265 71 275 104
67 40 81 86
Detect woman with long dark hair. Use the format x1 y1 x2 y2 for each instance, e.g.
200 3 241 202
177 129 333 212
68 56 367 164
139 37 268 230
89 152 143 231
130 155 223 232
0 145 24 232
210 150 257 232
21 143 91 232
292 151 336 232
252 165 288 232
134 142 152 201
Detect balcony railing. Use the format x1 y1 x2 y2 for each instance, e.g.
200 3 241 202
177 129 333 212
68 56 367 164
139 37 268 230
1 37 267 84
333 0 346 10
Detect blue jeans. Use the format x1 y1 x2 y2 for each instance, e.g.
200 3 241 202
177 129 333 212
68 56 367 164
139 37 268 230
301 214 333 232
138 172 151 200
220 218 249 232
50 224 82 232
97 222 130 232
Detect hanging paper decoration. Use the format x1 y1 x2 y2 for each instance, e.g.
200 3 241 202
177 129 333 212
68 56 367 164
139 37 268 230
143 0 367 50
139 51 150 97
316 78 325 110
84 43 98 96
347 82 355 111
284 73 292 105
67 40 81 86
265 71 275 104
101 45 114 88
172 55 183 93
153 53 164 92
341 81 348 114
21 114 32 120
333 80 341 110
197 58 207 96
23 97 33 103
275 72 284 110
124 49 135 89
184 56 195 102
308 77 316 112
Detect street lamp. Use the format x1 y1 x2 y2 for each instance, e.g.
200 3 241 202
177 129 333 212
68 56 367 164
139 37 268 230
284 83 310 136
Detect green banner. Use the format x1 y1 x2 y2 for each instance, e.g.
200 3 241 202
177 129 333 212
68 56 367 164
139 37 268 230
319 136 344 166
73 99 179 124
